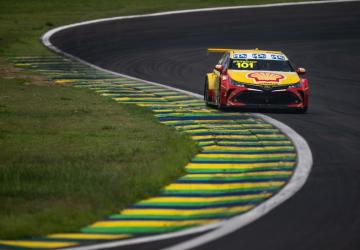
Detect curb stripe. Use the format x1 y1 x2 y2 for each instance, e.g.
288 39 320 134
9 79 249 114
5 56 298 249
3 0 318 245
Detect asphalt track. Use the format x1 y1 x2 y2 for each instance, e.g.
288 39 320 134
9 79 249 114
50 1 360 250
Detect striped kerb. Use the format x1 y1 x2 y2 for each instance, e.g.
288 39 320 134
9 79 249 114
0 56 296 250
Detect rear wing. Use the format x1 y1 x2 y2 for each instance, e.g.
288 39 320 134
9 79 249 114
207 48 281 53
207 48 235 53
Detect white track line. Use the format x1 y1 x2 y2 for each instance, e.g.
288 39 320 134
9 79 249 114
42 0 360 47
161 114 312 250
38 0 336 249
58 223 223 250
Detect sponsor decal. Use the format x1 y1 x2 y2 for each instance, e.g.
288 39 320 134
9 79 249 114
233 53 247 59
247 72 285 83
271 54 286 60
251 53 266 59
233 53 287 61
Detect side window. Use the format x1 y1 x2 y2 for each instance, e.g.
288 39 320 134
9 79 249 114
288 60 296 72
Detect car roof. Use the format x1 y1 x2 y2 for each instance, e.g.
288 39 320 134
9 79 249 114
208 48 288 60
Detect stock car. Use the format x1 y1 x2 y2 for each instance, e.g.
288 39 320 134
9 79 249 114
204 48 309 112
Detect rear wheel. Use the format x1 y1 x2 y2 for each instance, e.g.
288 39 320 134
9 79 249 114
204 79 213 107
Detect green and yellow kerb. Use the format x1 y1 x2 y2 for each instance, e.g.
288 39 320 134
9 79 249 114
0 56 296 250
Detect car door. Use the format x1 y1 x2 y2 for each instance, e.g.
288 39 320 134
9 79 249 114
214 53 230 103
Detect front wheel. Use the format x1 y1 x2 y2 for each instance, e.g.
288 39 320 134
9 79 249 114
216 83 225 110
295 106 308 113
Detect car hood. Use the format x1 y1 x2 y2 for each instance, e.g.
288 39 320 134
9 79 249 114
228 70 300 86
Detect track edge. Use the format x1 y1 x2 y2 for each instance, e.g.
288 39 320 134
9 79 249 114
40 2 318 249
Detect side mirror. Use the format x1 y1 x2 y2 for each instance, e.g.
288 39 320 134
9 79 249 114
296 67 306 75
214 64 224 72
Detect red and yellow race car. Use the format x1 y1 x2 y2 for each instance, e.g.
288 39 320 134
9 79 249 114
204 48 309 112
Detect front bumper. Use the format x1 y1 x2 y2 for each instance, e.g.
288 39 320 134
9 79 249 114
222 86 308 109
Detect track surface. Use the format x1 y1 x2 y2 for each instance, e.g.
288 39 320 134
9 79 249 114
51 2 360 250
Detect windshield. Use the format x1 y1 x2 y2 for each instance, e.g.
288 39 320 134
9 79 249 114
229 59 295 72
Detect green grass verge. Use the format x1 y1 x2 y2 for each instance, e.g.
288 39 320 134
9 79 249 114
0 0 309 240
0 77 197 239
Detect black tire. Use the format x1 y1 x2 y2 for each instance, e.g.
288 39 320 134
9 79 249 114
216 82 224 110
296 107 308 113
204 79 215 107
204 79 208 101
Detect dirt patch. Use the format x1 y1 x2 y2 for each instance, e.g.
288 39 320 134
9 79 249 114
0 59 53 86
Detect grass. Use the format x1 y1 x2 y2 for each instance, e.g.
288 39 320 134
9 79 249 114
0 0 310 240
0 76 197 239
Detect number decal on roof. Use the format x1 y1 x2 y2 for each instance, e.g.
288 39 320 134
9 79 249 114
233 60 257 69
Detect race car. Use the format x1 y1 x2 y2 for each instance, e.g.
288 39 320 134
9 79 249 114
204 48 309 112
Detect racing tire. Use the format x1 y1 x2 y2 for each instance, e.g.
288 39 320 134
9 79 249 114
296 107 308 113
204 79 215 107
216 82 225 110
